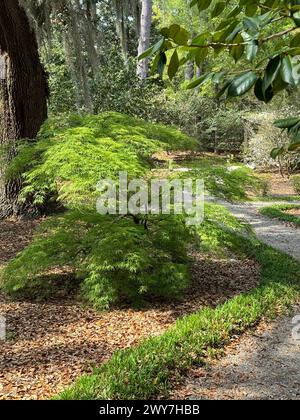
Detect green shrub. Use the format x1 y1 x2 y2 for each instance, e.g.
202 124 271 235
147 90 247 153
7 112 198 208
1 211 193 310
292 175 300 194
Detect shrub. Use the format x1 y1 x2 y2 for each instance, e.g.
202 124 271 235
243 111 300 171
7 112 198 208
1 211 193 310
149 91 246 153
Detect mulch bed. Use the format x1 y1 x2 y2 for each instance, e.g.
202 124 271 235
258 172 296 197
0 219 41 267
0 219 260 400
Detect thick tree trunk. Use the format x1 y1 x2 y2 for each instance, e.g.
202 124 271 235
137 0 153 80
0 0 48 218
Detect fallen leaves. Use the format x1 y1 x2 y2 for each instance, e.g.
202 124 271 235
0 219 260 400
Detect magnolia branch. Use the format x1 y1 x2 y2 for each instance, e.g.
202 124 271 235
189 27 297 49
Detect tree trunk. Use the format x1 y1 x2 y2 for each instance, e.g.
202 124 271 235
114 0 129 64
185 61 194 81
0 0 48 218
137 0 153 80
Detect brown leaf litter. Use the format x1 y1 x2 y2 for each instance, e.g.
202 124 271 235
0 219 260 400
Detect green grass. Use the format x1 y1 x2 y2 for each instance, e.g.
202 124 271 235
260 204 300 227
251 195 300 202
56 220 300 400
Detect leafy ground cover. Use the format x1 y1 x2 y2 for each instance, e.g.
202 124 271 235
169 156 266 202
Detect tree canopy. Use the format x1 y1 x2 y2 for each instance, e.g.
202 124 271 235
141 0 300 154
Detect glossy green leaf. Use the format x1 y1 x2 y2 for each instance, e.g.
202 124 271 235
270 147 284 159
280 56 295 86
211 1 226 18
227 71 258 97
186 73 212 89
168 50 179 80
138 39 165 61
230 34 245 62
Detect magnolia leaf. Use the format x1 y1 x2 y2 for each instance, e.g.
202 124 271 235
227 71 258 97
186 73 212 89
211 1 226 18
280 56 295 86
270 147 284 159
168 50 179 80
138 38 165 61
230 34 244 62
274 117 300 130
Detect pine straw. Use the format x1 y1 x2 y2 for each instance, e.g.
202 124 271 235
0 220 260 400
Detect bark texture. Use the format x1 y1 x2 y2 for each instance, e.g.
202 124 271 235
0 0 48 218
137 0 153 80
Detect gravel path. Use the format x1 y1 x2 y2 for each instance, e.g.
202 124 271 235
171 306 300 400
211 199 300 260
171 199 300 400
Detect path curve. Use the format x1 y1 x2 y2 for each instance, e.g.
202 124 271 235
210 199 300 261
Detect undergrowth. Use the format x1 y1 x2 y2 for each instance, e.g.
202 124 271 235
175 157 266 201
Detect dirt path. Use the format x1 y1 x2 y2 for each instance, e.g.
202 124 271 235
171 306 300 400
210 199 300 260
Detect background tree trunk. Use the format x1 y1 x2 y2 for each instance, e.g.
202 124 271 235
185 61 194 81
0 0 48 218
114 0 129 64
137 0 153 80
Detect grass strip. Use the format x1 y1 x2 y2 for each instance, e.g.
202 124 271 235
260 204 300 227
